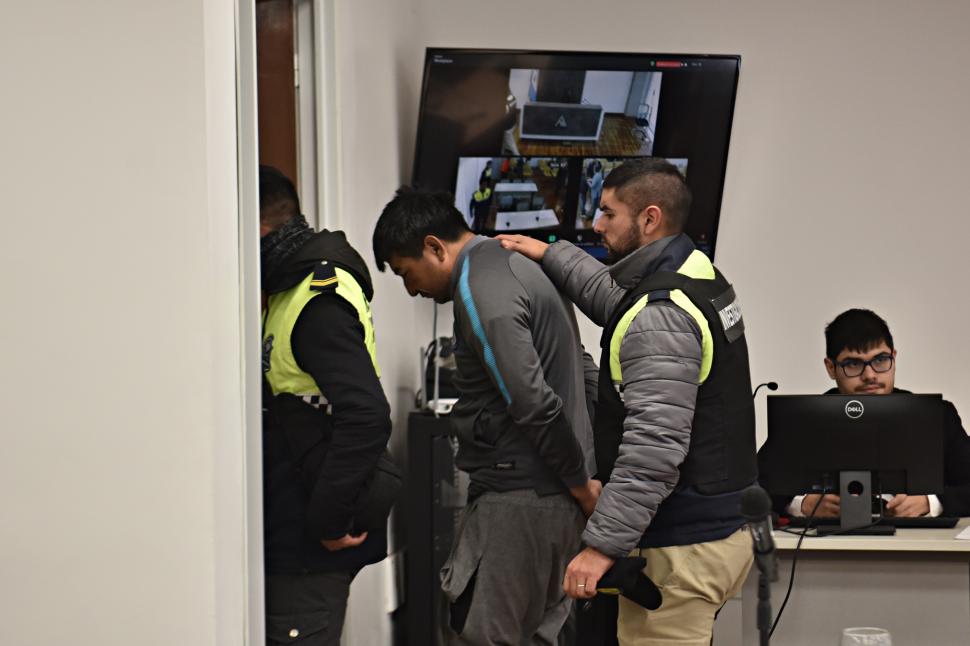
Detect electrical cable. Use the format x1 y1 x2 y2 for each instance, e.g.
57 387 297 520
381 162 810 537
769 479 889 637
768 490 824 637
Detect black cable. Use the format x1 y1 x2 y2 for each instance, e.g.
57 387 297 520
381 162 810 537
768 491 825 637
777 526 815 537
769 481 890 637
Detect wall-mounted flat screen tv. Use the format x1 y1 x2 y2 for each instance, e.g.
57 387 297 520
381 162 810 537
412 49 740 259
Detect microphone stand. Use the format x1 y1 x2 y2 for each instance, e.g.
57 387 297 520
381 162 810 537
755 551 773 646
743 484 778 646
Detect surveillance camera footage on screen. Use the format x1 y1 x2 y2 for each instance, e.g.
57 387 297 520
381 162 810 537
412 49 740 259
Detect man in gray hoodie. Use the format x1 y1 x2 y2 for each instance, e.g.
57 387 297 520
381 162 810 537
500 159 757 645
373 187 600 645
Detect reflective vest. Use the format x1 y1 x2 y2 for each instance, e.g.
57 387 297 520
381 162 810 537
596 248 757 494
473 188 492 203
263 261 380 407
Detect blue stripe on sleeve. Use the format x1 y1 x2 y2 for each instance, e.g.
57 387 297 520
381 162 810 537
458 259 512 404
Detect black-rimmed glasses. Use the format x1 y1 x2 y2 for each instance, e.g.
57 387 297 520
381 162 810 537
836 353 894 378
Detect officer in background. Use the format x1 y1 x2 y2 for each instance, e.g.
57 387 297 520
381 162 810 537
260 166 393 645
469 177 493 232
500 158 757 645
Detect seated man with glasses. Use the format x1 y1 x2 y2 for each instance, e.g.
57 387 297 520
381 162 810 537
781 308 970 518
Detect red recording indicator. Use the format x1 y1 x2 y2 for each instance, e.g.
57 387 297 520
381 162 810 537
655 60 684 69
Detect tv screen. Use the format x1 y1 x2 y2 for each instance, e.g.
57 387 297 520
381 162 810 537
412 49 740 259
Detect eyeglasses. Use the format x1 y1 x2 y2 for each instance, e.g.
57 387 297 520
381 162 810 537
836 353 894 378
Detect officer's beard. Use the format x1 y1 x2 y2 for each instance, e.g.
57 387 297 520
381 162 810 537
603 224 642 265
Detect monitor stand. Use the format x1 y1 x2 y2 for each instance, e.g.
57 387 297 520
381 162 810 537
816 470 895 536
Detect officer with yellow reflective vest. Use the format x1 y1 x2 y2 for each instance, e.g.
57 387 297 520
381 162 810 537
259 166 393 646
469 177 493 231
498 158 758 646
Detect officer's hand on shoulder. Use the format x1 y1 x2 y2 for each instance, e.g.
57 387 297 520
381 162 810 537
497 234 549 262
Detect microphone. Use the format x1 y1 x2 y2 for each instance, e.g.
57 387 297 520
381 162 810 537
752 381 779 399
741 485 778 582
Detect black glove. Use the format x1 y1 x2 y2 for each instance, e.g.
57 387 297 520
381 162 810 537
596 556 662 610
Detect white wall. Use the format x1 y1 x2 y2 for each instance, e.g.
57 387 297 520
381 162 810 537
509 68 535 109
455 158 490 224
583 71 634 112
0 1 257 645
326 2 425 643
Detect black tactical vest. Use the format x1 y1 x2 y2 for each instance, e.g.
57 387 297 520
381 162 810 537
595 264 758 494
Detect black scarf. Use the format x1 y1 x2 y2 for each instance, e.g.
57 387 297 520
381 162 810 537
260 215 314 290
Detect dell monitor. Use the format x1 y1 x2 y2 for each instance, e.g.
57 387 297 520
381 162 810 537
758 394 945 534
412 49 741 260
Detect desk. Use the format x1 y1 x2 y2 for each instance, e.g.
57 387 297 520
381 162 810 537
740 519 970 645
495 208 559 230
494 181 538 193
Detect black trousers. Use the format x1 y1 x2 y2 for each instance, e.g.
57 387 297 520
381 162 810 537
265 570 356 645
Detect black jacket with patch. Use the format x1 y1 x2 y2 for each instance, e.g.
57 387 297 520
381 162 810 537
262 230 392 574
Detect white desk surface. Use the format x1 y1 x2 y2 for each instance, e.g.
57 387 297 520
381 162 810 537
494 181 538 192
495 209 559 230
773 517 970 552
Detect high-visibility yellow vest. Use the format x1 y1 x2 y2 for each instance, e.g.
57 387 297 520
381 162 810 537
473 188 492 202
609 249 715 386
263 262 380 402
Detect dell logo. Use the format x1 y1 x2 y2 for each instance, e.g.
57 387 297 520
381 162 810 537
555 115 567 128
845 400 864 419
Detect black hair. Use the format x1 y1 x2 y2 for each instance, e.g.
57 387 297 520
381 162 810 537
372 186 470 271
824 308 895 360
259 165 301 229
602 158 692 230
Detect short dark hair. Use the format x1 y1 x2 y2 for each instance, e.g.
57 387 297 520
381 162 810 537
372 186 470 271
602 158 692 230
824 309 895 360
259 165 301 230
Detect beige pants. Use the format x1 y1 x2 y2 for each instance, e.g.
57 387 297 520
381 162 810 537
617 528 753 646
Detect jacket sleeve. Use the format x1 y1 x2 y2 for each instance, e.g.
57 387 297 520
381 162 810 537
541 241 626 326
582 349 600 427
291 295 392 540
457 259 589 489
581 301 702 557
941 401 970 516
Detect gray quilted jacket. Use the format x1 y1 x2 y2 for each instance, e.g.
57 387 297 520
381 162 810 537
542 235 703 558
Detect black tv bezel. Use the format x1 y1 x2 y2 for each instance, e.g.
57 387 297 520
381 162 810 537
411 47 741 259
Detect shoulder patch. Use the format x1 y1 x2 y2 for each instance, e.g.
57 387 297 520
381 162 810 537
309 261 338 293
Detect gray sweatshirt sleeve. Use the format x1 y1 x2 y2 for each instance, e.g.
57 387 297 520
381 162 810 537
460 260 590 489
581 349 599 426
541 241 626 326
581 301 702 557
